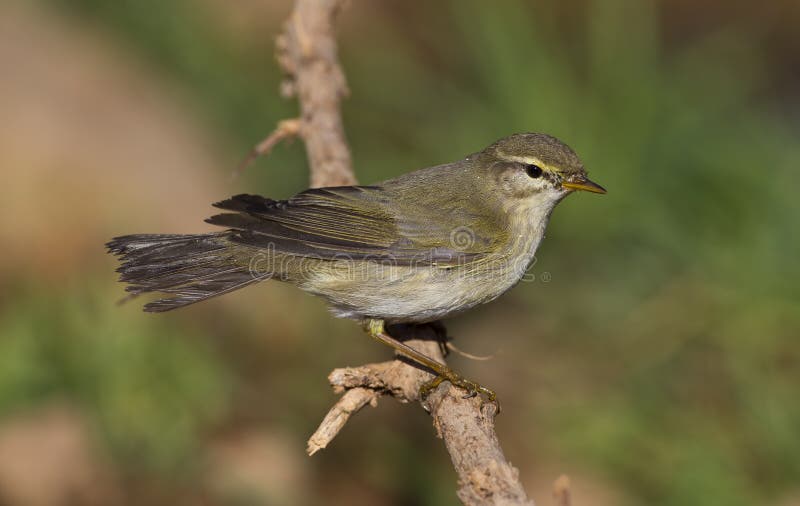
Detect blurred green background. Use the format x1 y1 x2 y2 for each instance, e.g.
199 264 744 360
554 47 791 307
0 0 798 504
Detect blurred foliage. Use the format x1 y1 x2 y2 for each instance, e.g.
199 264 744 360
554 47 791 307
0 281 231 475
3 0 798 505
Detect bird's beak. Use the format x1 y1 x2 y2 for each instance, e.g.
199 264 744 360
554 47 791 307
562 175 607 194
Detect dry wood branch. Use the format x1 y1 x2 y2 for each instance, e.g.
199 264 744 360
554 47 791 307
276 0 356 188
307 337 439 455
307 326 534 506
307 387 378 455
270 1 534 504
234 118 301 177
427 382 533 506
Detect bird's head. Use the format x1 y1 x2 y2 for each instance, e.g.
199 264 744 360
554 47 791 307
478 133 605 205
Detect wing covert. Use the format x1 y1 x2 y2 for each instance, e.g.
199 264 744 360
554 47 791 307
205 186 494 265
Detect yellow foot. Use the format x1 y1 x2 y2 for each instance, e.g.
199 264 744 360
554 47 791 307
361 318 499 412
419 367 499 410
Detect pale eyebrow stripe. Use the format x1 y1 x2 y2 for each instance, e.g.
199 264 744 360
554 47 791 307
499 154 554 171
504 155 541 165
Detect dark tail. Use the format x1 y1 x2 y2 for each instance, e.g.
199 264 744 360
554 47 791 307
106 232 258 312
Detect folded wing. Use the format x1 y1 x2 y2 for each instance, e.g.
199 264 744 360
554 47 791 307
205 186 492 265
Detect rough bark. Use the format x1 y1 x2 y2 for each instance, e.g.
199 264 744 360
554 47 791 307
307 327 534 505
276 0 356 188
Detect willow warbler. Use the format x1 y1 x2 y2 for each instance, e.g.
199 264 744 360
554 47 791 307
108 133 605 400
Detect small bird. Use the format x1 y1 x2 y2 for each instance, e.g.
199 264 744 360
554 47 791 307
107 133 605 400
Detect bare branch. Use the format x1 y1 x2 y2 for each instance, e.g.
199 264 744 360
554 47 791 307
307 344 437 454
276 0 356 188
427 384 533 506
307 388 379 455
308 326 534 505
233 118 301 178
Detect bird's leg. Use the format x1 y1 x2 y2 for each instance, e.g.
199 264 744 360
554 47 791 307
362 319 497 404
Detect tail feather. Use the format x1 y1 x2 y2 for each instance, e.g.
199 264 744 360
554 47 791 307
106 232 258 312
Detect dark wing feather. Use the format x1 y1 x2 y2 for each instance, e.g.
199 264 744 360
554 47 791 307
205 186 491 265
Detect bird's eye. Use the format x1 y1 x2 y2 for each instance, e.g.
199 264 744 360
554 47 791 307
525 164 543 178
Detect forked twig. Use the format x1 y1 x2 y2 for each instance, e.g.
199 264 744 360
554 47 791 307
232 118 301 178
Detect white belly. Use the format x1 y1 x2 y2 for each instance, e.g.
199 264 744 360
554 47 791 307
303 201 553 323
